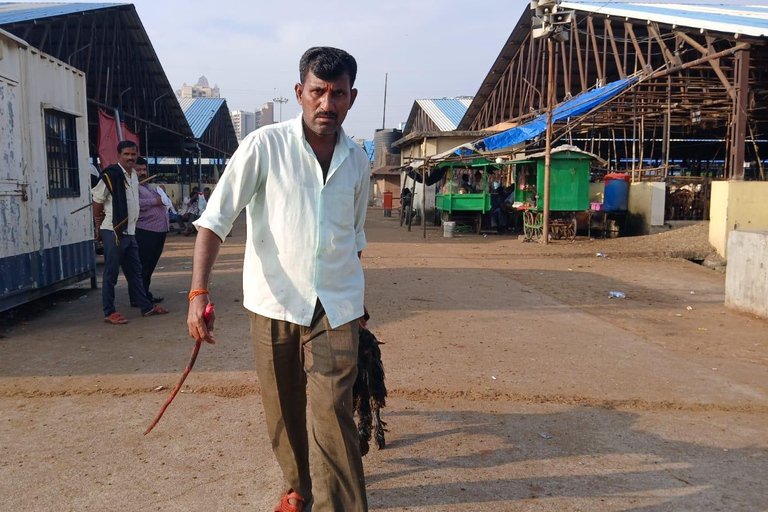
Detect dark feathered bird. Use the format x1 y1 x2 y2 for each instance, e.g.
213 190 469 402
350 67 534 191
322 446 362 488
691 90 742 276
354 325 387 456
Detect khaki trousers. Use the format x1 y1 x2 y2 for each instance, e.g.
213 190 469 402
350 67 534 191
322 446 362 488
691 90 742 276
249 303 368 512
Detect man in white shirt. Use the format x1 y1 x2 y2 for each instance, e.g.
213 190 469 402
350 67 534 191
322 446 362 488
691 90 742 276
188 47 369 511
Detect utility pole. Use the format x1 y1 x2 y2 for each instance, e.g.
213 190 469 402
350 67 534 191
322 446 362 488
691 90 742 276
273 96 288 122
532 0 572 245
382 73 388 129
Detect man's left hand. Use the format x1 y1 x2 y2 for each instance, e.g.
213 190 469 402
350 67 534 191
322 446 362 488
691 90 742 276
359 306 369 330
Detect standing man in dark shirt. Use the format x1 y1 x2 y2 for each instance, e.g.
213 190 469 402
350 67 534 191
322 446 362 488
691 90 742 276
92 142 168 324
131 157 168 306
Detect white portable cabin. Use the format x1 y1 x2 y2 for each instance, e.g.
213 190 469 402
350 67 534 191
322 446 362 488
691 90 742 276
0 29 95 312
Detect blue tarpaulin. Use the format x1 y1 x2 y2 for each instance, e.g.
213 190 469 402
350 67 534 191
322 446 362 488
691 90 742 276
480 76 638 152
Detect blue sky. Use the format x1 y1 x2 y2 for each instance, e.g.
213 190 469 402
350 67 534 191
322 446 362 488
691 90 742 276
18 0 761 140
132 0 527 140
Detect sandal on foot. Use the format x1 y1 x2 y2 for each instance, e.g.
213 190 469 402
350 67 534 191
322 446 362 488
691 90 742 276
104 312 129 324
274 490 305 512
142 305 169 317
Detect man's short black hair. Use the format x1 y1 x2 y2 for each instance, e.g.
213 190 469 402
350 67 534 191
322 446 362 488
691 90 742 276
203 187 211 192
117 140 138 154
135 157 147 165
300 47 357 87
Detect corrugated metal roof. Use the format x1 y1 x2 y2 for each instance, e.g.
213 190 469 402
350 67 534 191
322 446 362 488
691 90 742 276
415 98 473 132
0 3 124 24
363 140 375 162
178 97 227 139
563 2 768 38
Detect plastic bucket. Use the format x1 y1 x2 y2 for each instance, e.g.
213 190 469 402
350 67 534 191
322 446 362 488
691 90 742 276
443 221 456 238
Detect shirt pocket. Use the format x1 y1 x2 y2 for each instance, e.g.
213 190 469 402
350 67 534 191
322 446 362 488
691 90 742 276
325 186 355 231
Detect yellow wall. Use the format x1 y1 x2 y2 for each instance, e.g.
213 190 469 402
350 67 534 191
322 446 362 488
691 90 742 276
709 182 729 257
435 136 476 154
590 183 604 203
709 181 768 258
160 184 182 207
399 136 479 164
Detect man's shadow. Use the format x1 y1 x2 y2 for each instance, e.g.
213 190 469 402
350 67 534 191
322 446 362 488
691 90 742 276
365 406 767 510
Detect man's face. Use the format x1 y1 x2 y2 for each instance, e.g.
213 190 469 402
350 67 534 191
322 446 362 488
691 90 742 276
134 164 147 179
203 190 211 201
118 147 138 171
295 70 357 138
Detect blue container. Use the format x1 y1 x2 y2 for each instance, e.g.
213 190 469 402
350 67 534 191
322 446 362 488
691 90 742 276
603 174 630 212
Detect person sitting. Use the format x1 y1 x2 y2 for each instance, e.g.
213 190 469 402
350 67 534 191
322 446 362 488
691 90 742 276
178 188 200 235
491 185 510 233
459 174 475 194
473 170 484 192
501 185 517 212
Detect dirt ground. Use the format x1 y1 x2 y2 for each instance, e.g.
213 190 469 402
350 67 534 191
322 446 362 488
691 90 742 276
1 211 767 511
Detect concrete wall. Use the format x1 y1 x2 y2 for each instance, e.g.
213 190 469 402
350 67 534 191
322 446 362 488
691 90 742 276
628 182 666 234
726 230 768 318
709 182 729 257
371 176 402 207
709 181 768 258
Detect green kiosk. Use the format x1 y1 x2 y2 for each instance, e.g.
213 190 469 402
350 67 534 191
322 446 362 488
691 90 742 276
434 159 495 234
509 146 602 241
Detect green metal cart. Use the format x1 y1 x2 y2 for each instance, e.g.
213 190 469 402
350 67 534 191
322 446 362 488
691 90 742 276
434 159 494 234
511 148 594 241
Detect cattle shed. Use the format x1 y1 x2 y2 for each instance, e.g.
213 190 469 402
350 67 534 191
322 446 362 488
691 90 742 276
457 2 768 233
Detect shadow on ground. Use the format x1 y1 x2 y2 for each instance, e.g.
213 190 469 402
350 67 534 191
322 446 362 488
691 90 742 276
366 406 766 511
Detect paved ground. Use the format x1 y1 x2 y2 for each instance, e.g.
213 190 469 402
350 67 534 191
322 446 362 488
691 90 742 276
1 211 767 511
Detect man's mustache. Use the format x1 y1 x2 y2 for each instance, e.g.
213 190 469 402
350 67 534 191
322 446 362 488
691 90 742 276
315 111 337 120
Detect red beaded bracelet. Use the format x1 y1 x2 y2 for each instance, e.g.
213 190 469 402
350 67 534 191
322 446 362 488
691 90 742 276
188 289 209 302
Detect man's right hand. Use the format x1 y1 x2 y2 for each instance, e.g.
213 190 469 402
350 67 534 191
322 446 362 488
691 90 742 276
188 295 216 344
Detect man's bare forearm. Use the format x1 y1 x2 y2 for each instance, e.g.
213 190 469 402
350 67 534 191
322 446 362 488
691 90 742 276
93 202 105 228
191 227 223 291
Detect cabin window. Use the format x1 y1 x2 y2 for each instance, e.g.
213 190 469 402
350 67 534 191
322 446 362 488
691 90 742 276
44 109 80 197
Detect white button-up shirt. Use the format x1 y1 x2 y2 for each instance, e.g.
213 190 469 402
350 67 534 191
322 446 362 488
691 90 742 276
195 115 370 328
91 164 141 235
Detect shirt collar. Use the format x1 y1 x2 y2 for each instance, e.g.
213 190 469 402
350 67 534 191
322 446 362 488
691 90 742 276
290 113 357 150
117 163 134 178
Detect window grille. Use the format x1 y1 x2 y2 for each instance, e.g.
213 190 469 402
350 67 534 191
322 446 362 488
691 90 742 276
44 109 80 198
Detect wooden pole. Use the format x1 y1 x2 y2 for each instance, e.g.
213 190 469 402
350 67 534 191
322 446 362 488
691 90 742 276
631 89 637 181
729 49 750 180
422 162 427 239
70 174 159 215
543 37 554 245
663 75 671 178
